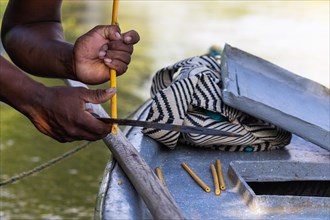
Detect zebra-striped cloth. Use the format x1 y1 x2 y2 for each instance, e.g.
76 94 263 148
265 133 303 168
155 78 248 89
142 56 292 151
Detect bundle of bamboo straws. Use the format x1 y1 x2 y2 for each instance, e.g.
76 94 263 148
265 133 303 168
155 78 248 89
155 159 226 196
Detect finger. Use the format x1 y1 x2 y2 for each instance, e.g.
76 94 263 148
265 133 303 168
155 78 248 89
99 44 109 58
86 108 94 114
103 49 131 75
73 124 110 141
103 59 128 76
108 41 134 54
99 41 133 60
103 50 131 65
46 127 77 143
55 113 111 141
82 115 112 136
56 125 108 142
101 44 109 51
122 30 140 44
76 113 112 138
101 25 122 41
82 88 117 104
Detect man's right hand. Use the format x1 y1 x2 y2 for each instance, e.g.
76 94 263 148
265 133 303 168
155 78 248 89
26 86 117 142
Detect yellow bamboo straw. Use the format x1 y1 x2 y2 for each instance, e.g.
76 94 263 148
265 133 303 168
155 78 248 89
216 159 226 190
110 0 119 134
155 167 167 188
211 164 220 196
181 162 211 193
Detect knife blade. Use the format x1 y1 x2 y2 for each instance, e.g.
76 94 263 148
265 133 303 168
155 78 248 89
96 117 241 137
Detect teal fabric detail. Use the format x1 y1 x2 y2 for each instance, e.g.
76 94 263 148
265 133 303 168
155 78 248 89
244 146 254 152
205 110 227 122
208 45 222 57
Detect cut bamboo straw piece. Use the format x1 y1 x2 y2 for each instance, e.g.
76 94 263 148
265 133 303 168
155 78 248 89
110 0 119 134
155 167 167 188
211 164 220 196
111 0 119 25
181 162 211 193
110 69 117 134
216 159 226 190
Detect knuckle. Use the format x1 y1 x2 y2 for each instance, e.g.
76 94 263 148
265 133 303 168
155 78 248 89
126 45 134 53
118 65 128 75
95 123 111 135
126 55 132 64
123 65 128 72
94 89 105 100
75 86 88 94
93 25 102 30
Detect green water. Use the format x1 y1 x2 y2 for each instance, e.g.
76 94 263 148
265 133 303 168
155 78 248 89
0 1 328 219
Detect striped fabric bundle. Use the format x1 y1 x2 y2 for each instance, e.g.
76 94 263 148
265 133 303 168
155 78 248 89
142 56 292 151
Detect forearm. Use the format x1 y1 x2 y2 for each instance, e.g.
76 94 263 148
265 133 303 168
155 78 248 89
0 56 47 116
2 23 75 80
1 0 76 80
1 56 116 142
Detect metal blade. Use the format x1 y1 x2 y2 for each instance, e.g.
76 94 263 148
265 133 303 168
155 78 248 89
96 117 241 137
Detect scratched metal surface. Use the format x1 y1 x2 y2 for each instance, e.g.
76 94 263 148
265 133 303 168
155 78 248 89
220 44 330 151
96 101 330 220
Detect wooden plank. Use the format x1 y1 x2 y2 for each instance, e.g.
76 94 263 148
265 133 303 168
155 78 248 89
65 80 186 220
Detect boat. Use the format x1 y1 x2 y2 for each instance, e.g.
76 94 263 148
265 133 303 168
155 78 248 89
68 45 330 220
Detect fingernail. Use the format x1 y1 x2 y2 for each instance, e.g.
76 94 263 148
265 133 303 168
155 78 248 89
99 50 106 57
102 44 109 50
106 87 116 93
104 58 112 63
115 32 122 39
124 36 132 43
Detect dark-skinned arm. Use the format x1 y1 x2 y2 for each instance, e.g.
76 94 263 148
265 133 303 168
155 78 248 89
0 56 117 142
1 0 140 142
1 0 140 84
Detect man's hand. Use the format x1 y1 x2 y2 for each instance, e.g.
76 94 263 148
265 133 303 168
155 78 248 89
73 25 140 84
27 86 116 142
2 1 140 83
1 1 140 143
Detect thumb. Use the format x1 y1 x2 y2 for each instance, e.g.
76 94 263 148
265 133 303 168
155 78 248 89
84 87 116 104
